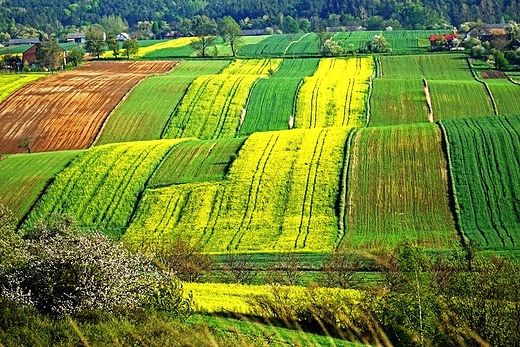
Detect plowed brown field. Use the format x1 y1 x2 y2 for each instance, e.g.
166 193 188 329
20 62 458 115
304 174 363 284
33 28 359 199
0 61 177 154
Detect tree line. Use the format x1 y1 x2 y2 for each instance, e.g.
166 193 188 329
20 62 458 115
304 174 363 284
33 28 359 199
1 0 520 42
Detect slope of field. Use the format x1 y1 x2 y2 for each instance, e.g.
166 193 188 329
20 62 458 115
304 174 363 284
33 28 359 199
0 150 81 219
162 59 281 140
0 74 46 103
429 81 495 119
485 79 520 115
149 137 246 187
0 61 177 154
341 124 458 250
369 79 429 126
380 54 473 80
239 58 320 135
237 34 305 56
95 60 230 145
440 115 520 250
24 139 187 237
123 128 351 253
296 57 373 128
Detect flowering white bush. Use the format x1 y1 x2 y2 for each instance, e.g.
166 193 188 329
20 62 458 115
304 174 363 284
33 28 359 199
0 215 192 318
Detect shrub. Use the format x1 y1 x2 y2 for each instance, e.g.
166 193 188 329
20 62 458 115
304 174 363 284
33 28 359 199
0 215 192 318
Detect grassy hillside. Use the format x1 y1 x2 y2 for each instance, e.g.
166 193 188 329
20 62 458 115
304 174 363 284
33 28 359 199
340 123 458 250
24 140 187 237
440 115 520 250
0 150 81 219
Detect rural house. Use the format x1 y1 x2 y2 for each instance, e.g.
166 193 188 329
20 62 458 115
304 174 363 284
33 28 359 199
66 33 86 43
429 34 460 49
22 43 66 66
467 23 511 42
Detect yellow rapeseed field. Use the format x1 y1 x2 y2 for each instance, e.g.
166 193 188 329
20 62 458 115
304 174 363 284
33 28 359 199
296 57 373 128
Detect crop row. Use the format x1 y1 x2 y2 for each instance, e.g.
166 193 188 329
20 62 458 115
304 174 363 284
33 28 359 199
296 57 373 128
96 60 230 145
440 115 520 249
239 58 320 135
0 74 46 103
24 139 186 237
0 150 81 219
163 59 281 140
379 54 474 80
341 123 458 250
238 34 306 56
149 137 246 187
123 128 351 253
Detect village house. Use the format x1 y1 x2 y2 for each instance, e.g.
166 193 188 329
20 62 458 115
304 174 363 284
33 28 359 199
66 33 86 43
8 38 40 46
22 43 66 66
429 34 461 49
466 23 511 42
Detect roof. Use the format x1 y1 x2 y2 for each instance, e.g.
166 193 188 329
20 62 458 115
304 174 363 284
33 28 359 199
429 34 459 41
8 38 40 45
66 33 86 39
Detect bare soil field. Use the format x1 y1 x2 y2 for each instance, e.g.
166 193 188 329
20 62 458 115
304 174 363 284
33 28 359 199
481 71 508 79
0 61 176 154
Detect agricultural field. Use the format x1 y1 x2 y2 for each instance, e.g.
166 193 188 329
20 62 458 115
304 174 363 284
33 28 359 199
440 115 520 250
237 34 306 56
163 59 281 140
0 150 81 219
379 54 474 80
383 30 452 52
0 73 46 103
95 60 230 145
123 128 350 253
334 31 381 51
137 37 194 57
341 124 458 250
239 58 320 135
149 137 246 187
0 61 176 154
485 79 520 115
24 139 186 238
295 57 373 128
369 79 429 126
428 80 495 119
284 33 319 56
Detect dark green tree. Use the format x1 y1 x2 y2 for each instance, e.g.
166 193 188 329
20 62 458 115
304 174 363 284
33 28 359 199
191 15 217 58
35 40 64 71
66 46 84 67
106 32 120 58
218 15 243 57
85 28 105 59
122 38 139 59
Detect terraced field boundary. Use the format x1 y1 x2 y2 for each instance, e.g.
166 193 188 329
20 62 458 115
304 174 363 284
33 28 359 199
440 115 520 251
95 60 230 145
0 61 177 154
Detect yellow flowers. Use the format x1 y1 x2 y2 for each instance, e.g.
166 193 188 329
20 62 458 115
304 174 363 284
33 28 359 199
124 128 351 253
163 59 282 140
25 139 188 235
0 74 46 103
296 57 373 128
137 37 195 57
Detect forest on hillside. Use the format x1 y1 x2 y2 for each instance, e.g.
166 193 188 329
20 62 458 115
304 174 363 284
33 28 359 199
0 0 519 40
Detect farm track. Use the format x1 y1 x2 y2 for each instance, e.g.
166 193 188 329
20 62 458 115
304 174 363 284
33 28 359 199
0 61 176 154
